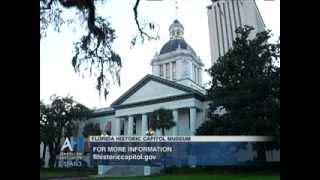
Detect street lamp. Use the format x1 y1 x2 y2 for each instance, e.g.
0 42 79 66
144 128 155 176
145 128 155 136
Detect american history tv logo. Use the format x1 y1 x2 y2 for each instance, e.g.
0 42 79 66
61 137 85 153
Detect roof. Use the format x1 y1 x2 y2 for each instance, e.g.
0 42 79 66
111 74 206 107
90 108 115 118
159 39 196 55
173 19 180 24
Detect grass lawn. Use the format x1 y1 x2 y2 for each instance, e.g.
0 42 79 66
90 174 279 180
40 168 96 179
41 168 279 180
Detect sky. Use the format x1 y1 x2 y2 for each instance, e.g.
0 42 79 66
40 0 280 109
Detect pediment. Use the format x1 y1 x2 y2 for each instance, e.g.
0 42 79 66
111 75 198 106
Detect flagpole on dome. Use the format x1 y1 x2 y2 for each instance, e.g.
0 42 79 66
175 0 179 21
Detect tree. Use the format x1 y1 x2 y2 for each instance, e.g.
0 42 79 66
40 0 158 99
82 122 101 138
149 108 175 136
40 101 49 162
195 26 280 161
149 108 175 169
40 95 92 168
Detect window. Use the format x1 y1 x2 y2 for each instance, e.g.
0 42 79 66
196 68 199 83
193 65 197 82
197 67 199 83
105 121 111 135
160 64 164 77
120 120 124 135
133 119 136 135
198 68 201 83
172 61 176 80
165 63 170 79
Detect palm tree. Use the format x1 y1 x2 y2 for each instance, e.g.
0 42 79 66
149 108 176 136
149 108 175 169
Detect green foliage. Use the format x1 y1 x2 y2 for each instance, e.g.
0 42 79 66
40 158 45 168
40 100 49 144
82 122 101 138
149 108 175 136
196 26 280 143
40 95 92 168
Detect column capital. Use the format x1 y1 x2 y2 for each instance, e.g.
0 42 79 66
189 106 198 111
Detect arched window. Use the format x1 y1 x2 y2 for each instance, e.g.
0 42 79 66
133 118 136 135
193 64 197 82
172 61 176 80
105 121 111 135
165 63 170 79
160 64 164 77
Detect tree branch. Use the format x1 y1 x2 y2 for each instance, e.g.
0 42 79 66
133 0 157 40
41 0 55 10
58 0 78 8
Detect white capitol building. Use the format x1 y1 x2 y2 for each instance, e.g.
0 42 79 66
81 19 208 137
40 0 279 169
79 0 267 137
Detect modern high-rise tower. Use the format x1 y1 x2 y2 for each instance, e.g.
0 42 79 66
207 0 265 64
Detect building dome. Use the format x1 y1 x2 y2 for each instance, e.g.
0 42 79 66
159 19 196 55
159 39 196 55
151 19 204 91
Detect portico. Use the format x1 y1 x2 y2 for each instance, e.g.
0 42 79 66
111 98 203 136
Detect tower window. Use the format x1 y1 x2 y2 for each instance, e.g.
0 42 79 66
133 118 136 135
193 65 197 82
166 63 170 79
120 120 124 135
160 64 164 77
172 61 176 80
198 68 201 84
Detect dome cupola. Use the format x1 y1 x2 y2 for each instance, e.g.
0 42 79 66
169 19 184 39
159 20 196 55
150 19 205 93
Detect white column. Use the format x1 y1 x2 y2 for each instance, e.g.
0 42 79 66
172 109 179 136
190 107 197 135
196 67 199 83
127 116 134 136
163 64 167 79
112 117 121 135
152 64 160 76
190 63 194 81
111 118 115 135
169 62 173 80
141 114 148 136
199 68 202 85
156 130 161 136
